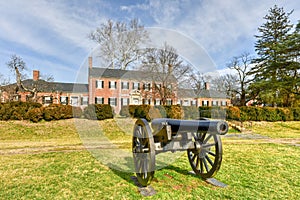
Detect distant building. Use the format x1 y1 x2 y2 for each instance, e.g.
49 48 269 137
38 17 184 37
0 57 230 113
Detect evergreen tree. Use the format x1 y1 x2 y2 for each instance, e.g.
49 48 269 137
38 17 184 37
251 5 294 106
281 20 300 106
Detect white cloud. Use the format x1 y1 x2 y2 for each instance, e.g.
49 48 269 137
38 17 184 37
132 0 300 68
1 0 299 83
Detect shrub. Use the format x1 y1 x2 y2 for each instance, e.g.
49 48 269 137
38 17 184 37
164 105 183 119
119 106 130 117
43 104 74 121
182 106 199 119
275 108 293 121
84 104 113 120
226 106 241 121
0 102 42 120
72 106 83 118
292 107 300 121
26 107 44 122
198 107 212 118
133 105 151 121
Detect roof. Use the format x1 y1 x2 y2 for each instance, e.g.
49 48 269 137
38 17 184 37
4 79 88 93
89 67 177 82
178 88 228 99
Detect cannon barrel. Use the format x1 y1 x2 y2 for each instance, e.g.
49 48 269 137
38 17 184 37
151 118 228 135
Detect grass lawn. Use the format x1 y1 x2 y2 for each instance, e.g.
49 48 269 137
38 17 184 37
0 119 299 199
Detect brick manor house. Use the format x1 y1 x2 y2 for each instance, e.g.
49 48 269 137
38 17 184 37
0 57 230 113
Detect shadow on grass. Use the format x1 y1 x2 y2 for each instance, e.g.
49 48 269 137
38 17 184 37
107 155 203 187
107 156 136 186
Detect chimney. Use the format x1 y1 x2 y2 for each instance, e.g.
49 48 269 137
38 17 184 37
88 56 93 69
204 82 210 90
33 70 40 81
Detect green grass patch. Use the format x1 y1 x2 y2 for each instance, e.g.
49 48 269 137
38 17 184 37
0 119 299 199
250 121 300 138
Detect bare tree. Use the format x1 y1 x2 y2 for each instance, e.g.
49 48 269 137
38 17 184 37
6 54 54 102
89 18 149 69
211 74 239 104
140 43 192 105
227 52 253 106
189 71 211 96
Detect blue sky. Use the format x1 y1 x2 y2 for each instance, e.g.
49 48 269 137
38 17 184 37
0 0 299 83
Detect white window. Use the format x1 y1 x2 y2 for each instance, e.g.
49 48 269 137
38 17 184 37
109 81 117 89
143 83 151 90
81 97 88 106
70 96 79 106
221 101 227 106
121 98 129 106
183 100 190 106
95 97 104 104
121 81 129 90
191 100 197 106
143 99 151 105
60 96 68 105
212 100 219 106
133 82 140 90
132 98 139 105
155 84 161 90
43 96 53 105
109 98 117 106
155 99 161 105
96 80 104 89
166 99 172 105
202 100 209 106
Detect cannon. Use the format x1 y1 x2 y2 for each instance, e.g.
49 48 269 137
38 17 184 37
132 118 228 187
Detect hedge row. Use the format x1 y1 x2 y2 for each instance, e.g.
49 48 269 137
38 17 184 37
0 102 42 121
83 104 114 120
0 102 115 122
120 105 300 122
120 105 184 121
240 106 300 121
0 102 83 122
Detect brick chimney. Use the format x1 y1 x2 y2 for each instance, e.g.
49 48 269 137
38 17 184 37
204 82 210 90
33 70 40 81
88 56 93 69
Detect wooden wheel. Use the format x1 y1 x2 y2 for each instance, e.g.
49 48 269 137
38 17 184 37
132 119 155 186
187 132 223 179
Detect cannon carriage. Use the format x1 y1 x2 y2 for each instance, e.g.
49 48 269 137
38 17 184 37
132 118 228 187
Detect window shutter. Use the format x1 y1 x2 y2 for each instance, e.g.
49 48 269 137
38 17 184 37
115 98 117 106
109 81 111 88
115 82 117 89
121 98 123 106
96 80 98 88
108 98 111 105
102 81 104 88
121 82 124 89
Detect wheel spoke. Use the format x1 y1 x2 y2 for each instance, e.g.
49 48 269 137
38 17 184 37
201 132 207 141
202 143 216 148
200 158 203 173
203 157 209 172
196 156 200 170
208 151 216 157
205 155 214 166
192 153 197 162
203 134 212 144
